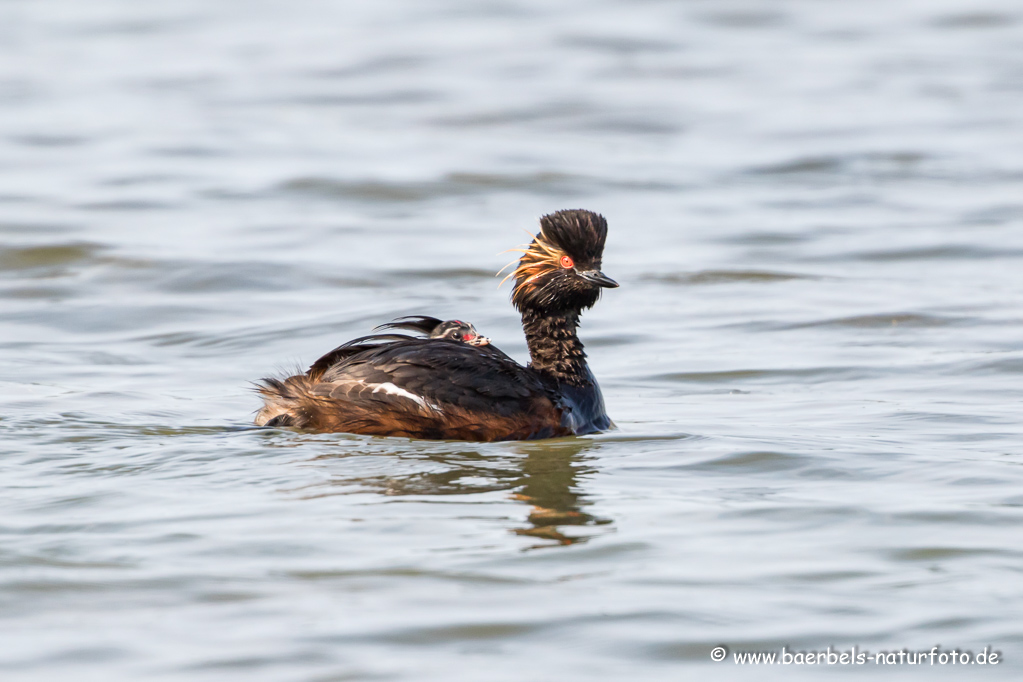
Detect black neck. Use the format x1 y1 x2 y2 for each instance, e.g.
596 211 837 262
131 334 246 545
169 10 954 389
521 308 590 386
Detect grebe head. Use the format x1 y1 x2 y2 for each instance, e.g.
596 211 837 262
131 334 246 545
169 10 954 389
376 316 490 346
507 209 618 314
429 319 490 346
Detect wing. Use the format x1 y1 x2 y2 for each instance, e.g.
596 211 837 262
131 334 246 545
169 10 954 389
260 336 567 440
306 333 413 381
257 333 568 439
318 338 551 415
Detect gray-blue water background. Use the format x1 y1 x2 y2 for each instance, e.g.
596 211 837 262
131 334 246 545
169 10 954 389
2 0 1022 680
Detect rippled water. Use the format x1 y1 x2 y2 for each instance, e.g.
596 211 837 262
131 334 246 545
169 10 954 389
3 0 1023 679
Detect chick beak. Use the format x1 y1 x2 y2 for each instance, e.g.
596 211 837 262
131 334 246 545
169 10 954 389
577 270 619 288
467 335 490 347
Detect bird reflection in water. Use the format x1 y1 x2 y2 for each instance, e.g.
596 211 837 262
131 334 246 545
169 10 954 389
508 439 611 547
308 437 610 548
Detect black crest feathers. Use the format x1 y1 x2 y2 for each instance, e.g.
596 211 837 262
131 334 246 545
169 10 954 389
539 209 608 263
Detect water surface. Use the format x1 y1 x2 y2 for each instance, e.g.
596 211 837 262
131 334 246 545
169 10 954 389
2 0 1023 679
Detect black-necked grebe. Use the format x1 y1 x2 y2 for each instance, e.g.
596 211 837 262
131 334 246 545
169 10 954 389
255 209 617 441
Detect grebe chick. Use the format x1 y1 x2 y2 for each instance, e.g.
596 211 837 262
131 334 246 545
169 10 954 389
376 316 490 346
255 209 617 441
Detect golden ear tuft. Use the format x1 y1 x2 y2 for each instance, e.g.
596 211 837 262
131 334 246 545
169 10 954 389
497 257 520 287
497 228 565 290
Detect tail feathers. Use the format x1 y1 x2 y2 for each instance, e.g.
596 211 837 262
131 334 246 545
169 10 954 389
255 376 315 428
255 374 430 433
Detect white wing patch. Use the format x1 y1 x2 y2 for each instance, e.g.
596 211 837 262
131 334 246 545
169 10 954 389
320 378 445 413
368 381 443 412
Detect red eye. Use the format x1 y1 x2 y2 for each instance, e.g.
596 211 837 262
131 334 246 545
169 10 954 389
560 255 574 268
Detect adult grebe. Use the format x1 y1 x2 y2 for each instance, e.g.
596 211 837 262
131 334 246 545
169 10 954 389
255 209 617 441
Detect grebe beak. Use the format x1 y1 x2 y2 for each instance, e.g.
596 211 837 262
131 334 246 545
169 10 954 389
468 335 491 347
578 270 618 288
